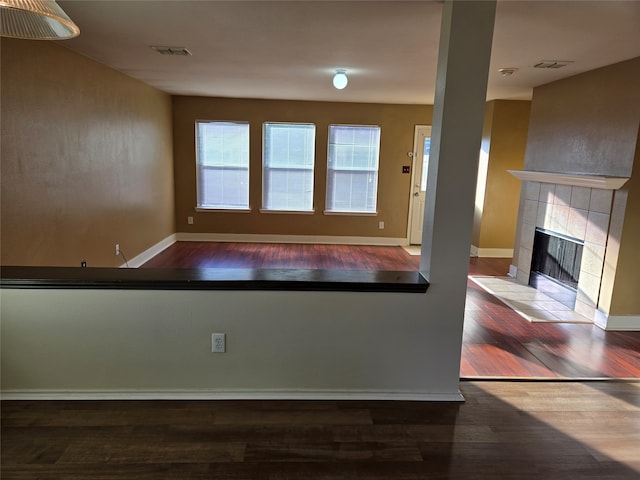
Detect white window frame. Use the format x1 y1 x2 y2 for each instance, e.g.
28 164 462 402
195 120 250 211
324 124 381 215
261 122 316 213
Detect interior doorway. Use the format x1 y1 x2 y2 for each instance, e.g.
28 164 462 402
408 125 432 245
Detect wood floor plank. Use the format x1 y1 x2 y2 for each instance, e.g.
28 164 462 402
244 441 424 462
212 408 373 426
56 437 246 465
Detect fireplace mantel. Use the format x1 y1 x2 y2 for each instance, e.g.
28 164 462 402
508 170 629 190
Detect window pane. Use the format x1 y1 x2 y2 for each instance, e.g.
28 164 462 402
263 123 315 211
326 125 380 213
263 169 314 211
196 121 249 209
421 137 431 191
327 170 378 213
199 167 249 208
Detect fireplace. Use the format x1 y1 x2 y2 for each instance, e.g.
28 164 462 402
511 175 619 321
529 228 584 308
509 170 630 328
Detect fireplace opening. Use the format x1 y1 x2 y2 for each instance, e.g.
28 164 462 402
529 228 584 309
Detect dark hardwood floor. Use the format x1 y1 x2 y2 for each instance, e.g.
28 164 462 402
141 242 421 271
141 242 640 379
2 381 639 479
462 277 640 378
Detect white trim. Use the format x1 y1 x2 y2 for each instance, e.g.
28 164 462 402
595 309 640 331
508 264 517 278
1 389 465 402
259 209 315 215
508 170 629 190
470 246 513 258
122 234 176 268
195 207 252 213
176 232 408 246
323 210 378 216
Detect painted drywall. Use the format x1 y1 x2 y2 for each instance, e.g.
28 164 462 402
420 0 496 345
173 97 431 239
0 39 175 267
474 100 530 251
524 57 639 177
1 287 463 399
472 101 495 248
607 130 640 316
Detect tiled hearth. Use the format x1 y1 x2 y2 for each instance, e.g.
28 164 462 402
514 180 614 322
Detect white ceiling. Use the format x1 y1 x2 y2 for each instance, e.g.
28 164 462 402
56 0 640 105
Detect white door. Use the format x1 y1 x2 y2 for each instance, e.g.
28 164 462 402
408 126 432 245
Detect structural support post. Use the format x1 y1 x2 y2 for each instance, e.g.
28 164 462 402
421 0 496 289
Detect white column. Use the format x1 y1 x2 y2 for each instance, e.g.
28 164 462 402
421 0 496 290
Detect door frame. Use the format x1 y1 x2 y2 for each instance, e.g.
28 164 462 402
406 125 432 244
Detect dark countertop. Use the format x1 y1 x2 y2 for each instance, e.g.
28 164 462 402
0 266 429 293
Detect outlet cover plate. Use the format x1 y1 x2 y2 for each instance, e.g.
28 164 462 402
211 333 226 353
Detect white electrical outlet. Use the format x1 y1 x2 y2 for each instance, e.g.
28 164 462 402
211 333 226 353
188 216 194 224
378 221 385 230
115 244 120 255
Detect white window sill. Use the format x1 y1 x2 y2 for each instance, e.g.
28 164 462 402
259 209 315 215
195 207 252 213
323 210 378 216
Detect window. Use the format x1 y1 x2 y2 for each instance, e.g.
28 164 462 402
421 137 431 191
263 122 315 212
196 121 250 210
326 125 380 213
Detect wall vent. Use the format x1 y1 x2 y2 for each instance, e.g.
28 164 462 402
534 60 573 69
150 46 192 56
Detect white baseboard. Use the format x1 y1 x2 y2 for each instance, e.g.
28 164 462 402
594 310 640 331
123 234 177 268
470 245 513 258
1 389 465 402
176 232 408 246
508 264 517 278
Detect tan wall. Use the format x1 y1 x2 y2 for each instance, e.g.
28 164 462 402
173 96 431 238
479 100 530 249
608 130 640 315
524 57 640 177
471 102 494 247
0 39 175 267
472 100 530 250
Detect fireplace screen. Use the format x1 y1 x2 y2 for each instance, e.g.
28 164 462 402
530 228 583 290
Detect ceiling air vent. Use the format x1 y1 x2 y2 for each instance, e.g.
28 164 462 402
151 46 192 56
534 60 573 69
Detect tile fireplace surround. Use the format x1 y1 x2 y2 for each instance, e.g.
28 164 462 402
509 171 629 326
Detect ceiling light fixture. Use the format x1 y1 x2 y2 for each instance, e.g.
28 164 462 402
0 0 79 40
333 69 348 90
